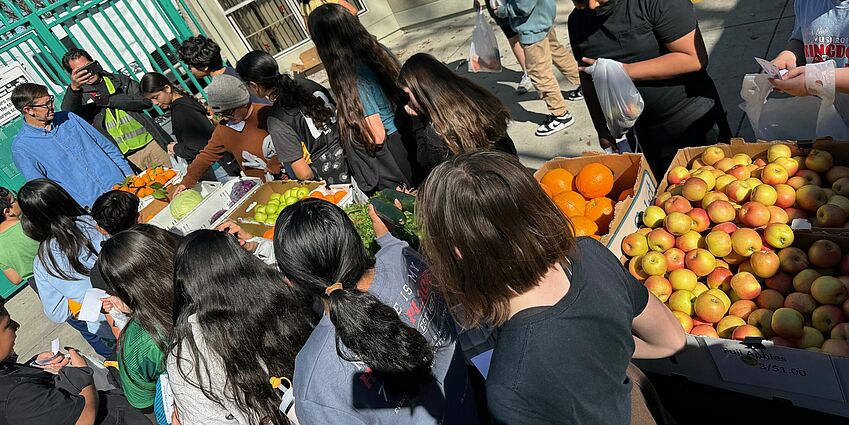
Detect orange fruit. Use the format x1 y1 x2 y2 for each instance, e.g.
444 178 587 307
570 216 599 237
540 183 555 198
585 197 615 234
541 168 574 196
618 188 634 201
332 191 347 203
263 227 275 239
553 190 586 218
164 169 177 180
576 163 614 199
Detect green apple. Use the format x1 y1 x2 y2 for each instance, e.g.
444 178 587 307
255 204 267 215
254 212 268 222
264 217 276 225
269 193 282 202
297 187 309 198
285 196 299 206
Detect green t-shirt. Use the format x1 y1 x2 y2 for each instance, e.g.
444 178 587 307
118 320 166 409
0 221 39 281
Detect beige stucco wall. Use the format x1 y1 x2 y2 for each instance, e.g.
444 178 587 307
181 0 468 73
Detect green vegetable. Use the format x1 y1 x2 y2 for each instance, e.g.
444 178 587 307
344 204 379 254
170 189 204 220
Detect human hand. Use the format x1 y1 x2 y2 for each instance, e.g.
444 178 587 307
217 220 259 252
33 351 70 372
368 204 391 238
167 142 177 155
404 104 419 117
70 67 92 91
771 50 798 72
101 296 132 314
769 66 808 97
170 184 187 197
66 347 87 368
578 57 597 74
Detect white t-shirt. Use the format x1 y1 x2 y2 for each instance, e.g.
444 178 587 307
791 0 849 66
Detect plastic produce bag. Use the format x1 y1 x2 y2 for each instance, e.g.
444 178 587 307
741 61 849 140
468 9 501 73
584 58 644 138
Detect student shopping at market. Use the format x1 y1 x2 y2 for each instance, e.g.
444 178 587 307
236 51 350 184
140 72 240 181
178 35 269 105
168 230 317 425
11 83 133 209
273 198 481 425
417 151 685 425
61 49 173 171
308 3 423 193
568 0 730 176
17 179 116 358
473 0 534 94
0 187 39 294
399 52 517 175
172 74 284 194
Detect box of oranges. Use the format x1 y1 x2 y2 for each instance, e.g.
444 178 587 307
534 152 657 258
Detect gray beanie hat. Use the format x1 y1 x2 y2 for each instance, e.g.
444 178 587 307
206 74 250 112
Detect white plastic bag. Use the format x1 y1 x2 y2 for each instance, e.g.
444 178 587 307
584 58 644 138
741 61 849 140
468 9 501 73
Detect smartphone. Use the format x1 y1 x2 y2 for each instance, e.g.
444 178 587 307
81 61 103 75
31 352 65 366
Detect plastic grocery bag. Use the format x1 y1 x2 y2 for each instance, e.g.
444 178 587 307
741 61 849 140
468 9 501 73
583 58 644 138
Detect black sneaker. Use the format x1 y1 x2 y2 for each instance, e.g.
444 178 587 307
565 87 584 101
535 113 575 136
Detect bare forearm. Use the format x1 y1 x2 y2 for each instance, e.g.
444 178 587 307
624 52 703 81
838 68 849 93
74 385 98 425
632 333 685 359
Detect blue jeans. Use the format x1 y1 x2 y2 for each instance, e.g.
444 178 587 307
66 317 116 359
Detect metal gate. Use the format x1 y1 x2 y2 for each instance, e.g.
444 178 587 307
0 0 207 192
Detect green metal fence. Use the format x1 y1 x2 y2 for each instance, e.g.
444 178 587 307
0 0 205 298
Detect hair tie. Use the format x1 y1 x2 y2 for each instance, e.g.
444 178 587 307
325 282 344 296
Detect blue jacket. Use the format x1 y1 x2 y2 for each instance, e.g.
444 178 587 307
12 111 132 208
495 0 556 45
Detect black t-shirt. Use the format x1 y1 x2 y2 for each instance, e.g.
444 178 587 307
486 237 649 425
568 0 720 126
0 362 84 425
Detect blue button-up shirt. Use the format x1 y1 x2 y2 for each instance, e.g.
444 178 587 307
12 111 132 208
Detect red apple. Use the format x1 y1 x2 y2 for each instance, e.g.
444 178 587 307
646 228 675 252
701 191 729 209
787 176 808 190
778 247 809 274
775 157 800 176
773 184 796 208
760 164 789 186
805 149 834 172
754 157 768 167
796 169 824 187
811 276 849 305
731 272 762 300
796 185 828 212
663 195 692 214
704 231 732 257
731 228 763 257
675 231 703 253
812 305 845 334
768 144 793 163
628 256 650 281
809 239 842 268
732 324 764 340
729 300 758 321
717 315 747 338
685 248 716 277
822 339 849 357
714 157 736 172
771 308 805 339
765 272 794 295
727 165 751 180
663 248 686 272
832 323 849 341
724 180 752 203
738 201 771 227
621 233 649 257
784 207 808 222
750 250 780 278
738 259 755 275
748 308 775 338
691 325 719 338
682 177 708 202
655 191 672 207
785 292 819 317
706 267 733 292
715 175 737 191
644 276 673 302
771 336 796 347
695 292 728 323
756 289 785 311
667 166 690 185
766 206 790 224
707 200 736 224
687 208 710 233
713 222 738 234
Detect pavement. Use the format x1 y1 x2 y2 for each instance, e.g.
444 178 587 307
2 0 813 402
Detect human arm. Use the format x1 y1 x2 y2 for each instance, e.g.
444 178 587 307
70 112 133 176
177 129 229 190
495 0 537 19
33 261 73 324
12 145 47 181
363 114 387 145
3 267 23 285
770 66 849 97
631 294 686 359
67 348 99 425
267 116 316 180
772 39 805 72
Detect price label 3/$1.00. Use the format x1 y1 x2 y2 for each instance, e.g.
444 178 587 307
706 338 845 402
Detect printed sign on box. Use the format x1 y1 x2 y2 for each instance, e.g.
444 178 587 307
0 62 32 126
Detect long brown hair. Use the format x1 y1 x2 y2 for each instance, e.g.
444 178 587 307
399 53 510 154
417 151 577 327
308 4 404 151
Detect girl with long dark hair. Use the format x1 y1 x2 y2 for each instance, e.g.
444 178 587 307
273 198 480 424
98 225 178 413
417 151 685 424
236 51 349 184
168 230 317 425
308 4 421 193
18 179 116 358
0 187 39 291
399 53 518 175
140 72 239 180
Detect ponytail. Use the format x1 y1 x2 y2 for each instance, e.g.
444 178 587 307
274 199 434 391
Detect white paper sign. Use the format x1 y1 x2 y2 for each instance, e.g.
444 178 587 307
706 338 844 402
78 288 108 322
51 338 60 355
0 62 31 126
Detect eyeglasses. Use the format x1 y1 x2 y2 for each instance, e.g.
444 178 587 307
27 95 55 109
220 104 249 118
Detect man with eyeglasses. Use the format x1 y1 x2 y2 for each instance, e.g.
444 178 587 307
60 49 173 172
172 74 282 195
10 83 132 208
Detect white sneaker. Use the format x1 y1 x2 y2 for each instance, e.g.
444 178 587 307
516 73 533 94
535 113 575 137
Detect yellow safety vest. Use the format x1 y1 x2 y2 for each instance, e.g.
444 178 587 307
102 76 153 154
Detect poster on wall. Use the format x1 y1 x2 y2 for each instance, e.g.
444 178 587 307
0 62 33 126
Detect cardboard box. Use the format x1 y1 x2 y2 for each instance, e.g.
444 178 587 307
534 153 657 259
222 180 325 236
636 231 849 418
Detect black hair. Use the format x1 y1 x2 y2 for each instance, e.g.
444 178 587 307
18 179 96 280
61 48 93 73
11 83 49 112
91 190 140 235
273 199 434 393
99 225 177 371
171 230 317 425
139 72 189 97
0 187 13 224
178 36 223 72
235 51 334 128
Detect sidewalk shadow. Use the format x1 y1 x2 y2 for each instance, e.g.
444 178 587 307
446 59 548 125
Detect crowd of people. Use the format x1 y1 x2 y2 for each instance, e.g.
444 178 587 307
1 1 847 424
